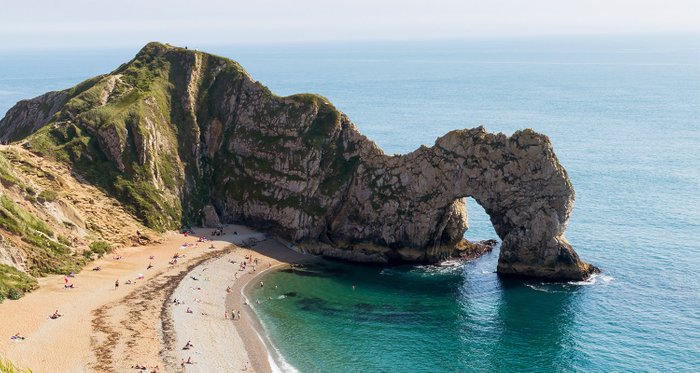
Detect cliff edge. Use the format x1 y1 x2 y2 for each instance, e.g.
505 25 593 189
0 42 596 280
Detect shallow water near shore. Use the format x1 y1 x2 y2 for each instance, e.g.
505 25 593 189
253 252 616 372
1 35 699 371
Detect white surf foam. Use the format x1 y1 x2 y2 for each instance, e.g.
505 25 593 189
568 272 614 286
525 283 554 293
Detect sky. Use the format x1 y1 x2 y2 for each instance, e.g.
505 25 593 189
0 0 699 49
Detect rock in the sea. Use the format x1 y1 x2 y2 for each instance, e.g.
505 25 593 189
0 42 596 280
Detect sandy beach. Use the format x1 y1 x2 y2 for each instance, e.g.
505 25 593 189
167 232 309 373
0 224 309 373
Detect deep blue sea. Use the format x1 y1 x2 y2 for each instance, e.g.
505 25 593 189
1 35 699 372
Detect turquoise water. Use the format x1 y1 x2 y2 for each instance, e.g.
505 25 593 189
1 35 699 371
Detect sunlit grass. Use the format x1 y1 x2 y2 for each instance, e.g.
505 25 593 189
0 356 33 373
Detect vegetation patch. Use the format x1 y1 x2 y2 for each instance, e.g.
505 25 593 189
0 153 23 188
0 264 38 302
0 195 52 236
0 355 34 372
0 194 84 277
88 240 112 258
37 190 58 202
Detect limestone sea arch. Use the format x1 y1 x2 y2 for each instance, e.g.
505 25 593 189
0 42 596 280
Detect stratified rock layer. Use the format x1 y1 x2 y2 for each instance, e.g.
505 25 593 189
0 42 596 280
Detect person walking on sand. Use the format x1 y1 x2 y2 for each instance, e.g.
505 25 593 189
115 280 119 289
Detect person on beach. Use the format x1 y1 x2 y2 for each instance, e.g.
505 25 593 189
115 279 119 289
260 281 264 288
49 310 62 319
147 262 153 270
237 310 241 319
10 332 25 341
186 307 193 314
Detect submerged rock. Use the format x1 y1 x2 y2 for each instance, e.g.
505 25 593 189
0 42 596 280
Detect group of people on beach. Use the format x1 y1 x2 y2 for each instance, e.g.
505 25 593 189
63 273 77 289
130 362 159 372
211 224 225 236
21 224 281 371
228 309 242 320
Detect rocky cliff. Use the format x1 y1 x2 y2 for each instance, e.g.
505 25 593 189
0 42 596 280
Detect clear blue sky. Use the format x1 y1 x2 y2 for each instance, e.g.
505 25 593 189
1 0 698 49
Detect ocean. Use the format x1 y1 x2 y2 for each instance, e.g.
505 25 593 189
1 35 699 372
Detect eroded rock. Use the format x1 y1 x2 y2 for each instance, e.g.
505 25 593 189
0 42 596 280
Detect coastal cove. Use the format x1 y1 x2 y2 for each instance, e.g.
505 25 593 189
0 35 698 371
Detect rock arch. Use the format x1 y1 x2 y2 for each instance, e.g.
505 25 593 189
325 126 597 281
0 43 595 281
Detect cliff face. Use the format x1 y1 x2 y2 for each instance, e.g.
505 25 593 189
0 42 596 280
